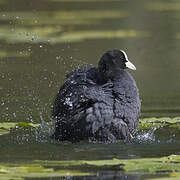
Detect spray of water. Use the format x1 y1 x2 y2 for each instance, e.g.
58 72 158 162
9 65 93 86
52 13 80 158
133 127 158 144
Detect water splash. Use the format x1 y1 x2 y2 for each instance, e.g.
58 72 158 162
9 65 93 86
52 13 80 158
133 127 158 144
33 112 54 143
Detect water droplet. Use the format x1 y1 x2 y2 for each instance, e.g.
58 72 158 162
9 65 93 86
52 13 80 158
31 36 35 41
56 56 61 60
13 112 16 117
64 97 73 107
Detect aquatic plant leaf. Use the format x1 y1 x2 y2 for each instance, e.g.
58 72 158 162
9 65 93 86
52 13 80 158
16 122 40 128
1 117 180 136
34 154 180 173
0 129 9 135
138 117 180 130
0 122 18 129
1 155 180 179
147 172 180 180
0 122 40 136
0 122 40 129
0 164 94 179
0 175 23 180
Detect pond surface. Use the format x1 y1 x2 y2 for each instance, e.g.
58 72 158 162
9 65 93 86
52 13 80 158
0 0 180 179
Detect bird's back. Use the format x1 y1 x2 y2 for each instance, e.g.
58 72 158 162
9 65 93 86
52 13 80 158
52 68 140 142
52 65 98 121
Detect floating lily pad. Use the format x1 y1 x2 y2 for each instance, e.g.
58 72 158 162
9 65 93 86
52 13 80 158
0 164 94 179
1 155 180 179
34 154 180 174
0 122 40 136
1 117 180 136
147 172 180 180
138 117 180 130
0 129 9 136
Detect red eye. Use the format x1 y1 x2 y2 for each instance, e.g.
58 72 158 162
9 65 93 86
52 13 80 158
120 56 124 59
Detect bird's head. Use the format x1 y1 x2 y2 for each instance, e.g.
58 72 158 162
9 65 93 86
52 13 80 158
98 49 136 79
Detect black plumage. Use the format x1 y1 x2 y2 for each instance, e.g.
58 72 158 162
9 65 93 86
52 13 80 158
51 49 141 142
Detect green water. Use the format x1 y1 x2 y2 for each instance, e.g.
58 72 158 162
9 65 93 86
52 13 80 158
0 0 180 179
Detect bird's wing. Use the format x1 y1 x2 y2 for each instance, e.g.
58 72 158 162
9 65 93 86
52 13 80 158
52 67 105 121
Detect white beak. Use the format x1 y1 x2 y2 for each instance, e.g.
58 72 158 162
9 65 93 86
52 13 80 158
120 50 136 70
125 60 136 70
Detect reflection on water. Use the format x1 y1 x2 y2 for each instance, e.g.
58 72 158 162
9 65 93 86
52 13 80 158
1 0 180 179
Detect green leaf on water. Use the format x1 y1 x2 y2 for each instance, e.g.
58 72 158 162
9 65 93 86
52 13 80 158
0 122 40 136
1 117 180 136
138 117 180 130
1 155 180 179
0 122 40 129
147 172 180 180
0 129 9 136
16 122 40 128
0 164 95 179
34 154 180 173
0 122 18 129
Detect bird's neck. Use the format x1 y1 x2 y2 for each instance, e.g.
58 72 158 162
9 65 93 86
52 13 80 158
97 69 125 84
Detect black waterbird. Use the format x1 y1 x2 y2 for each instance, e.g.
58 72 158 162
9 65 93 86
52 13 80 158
51 49 141 143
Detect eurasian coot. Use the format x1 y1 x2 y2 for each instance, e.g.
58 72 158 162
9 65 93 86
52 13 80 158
51 49 141 142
